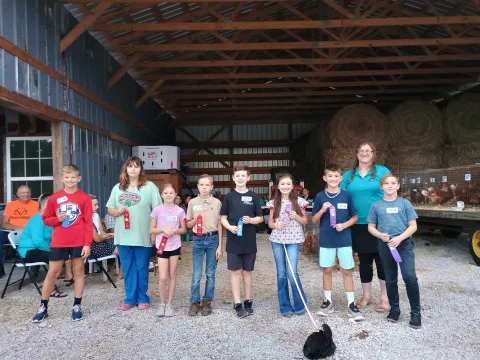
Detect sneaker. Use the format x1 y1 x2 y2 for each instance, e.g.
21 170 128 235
32 304 48 323
347 302 365 321
188 303 201 316
164 303 174 317
387 309 401 323
201 300 213 316
72 305 83 321
282 312 294 318
409 312 422 329
244 300 253 315
234 303 248 318
156 304 166 317
317 298 334 316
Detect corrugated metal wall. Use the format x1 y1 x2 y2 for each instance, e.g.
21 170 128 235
0 0 165 144
177 123 315 197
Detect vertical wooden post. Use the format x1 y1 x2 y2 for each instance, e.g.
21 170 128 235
51 121 64 191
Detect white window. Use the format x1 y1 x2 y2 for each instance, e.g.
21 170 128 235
6 137 54 201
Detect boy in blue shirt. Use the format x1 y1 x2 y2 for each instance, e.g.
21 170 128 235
312 164 363 321
368 174 421 329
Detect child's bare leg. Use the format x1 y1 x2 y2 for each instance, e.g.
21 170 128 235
41 261 64 300
341 268 354 292
230 269 242 303
167 256 179 304
71 258 85 298
64 259 73 280
158 258 169 304
242 270 252 300
323 267 333 292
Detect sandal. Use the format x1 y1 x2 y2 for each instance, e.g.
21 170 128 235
118 303 136 311
50 290 67 298
63 277 74 287
376 303 390 313
138 303 150 310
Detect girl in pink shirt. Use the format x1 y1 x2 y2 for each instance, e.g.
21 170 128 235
150 184 186 317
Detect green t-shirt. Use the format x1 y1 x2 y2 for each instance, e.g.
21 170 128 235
106 181 162 247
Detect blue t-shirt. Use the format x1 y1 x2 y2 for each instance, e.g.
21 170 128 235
367 197 418 237
17 213 53 258
312 190 357 248
340 164 390 224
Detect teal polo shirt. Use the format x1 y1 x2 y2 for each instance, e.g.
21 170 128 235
340 165 390 224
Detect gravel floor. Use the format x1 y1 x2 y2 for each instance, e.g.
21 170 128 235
1 232 480 360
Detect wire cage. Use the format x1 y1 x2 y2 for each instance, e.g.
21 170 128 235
396 164 480 208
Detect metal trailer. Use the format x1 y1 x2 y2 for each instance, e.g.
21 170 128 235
414 208 480 265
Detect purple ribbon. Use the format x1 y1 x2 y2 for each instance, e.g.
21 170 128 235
389 247 402 263
329 206 336 226
282 203 292 223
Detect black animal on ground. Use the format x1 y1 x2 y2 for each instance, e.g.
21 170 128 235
303 323 336 359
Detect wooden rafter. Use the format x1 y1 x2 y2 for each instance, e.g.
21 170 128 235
135 80 165 109
108 52 144 89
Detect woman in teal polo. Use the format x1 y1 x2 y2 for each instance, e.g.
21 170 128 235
340 141 390 313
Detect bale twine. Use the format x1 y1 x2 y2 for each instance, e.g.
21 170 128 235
328 104 388 149
442 143 480 167
387 100 443 149
444 93 480 144
324 147 387 172
386 147 443 173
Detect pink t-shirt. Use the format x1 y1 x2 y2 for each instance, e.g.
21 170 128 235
150 205 185 251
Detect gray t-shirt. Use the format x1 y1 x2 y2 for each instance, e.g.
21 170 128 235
367 197 418 237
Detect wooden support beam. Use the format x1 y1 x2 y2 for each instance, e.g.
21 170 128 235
177 118 321 125
116 37 480 53
321 0 355 18
157 87 449 100
63 0 293 3
140 54 480 68
182 153 291 163
184 167 272 175
60 2 112 53
51 121 65 191
135 79 165 109
190 125 228 156
178 140 293 149
178 103 397 112
161 78 470 91
182 180 269 189
95 17 480 32
108 52 144 89
144 67 480 81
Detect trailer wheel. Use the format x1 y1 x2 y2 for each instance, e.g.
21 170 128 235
440 229 462 239
468 227 480 266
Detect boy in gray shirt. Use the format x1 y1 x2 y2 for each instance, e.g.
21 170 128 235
367 174 421 329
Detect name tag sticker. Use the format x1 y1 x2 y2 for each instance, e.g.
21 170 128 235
241 196 252 202
57 196 68 204
337 203 348 209
386 207 399 214
167 216 178 222
192 205 203 211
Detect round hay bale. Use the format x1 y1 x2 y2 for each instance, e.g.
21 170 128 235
386 147 443 173
387 100 443 149
444 93 480 144
324 147 387 173
442 142 480 167
328 104 387 149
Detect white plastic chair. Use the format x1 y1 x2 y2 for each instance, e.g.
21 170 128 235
1 231 47 298
87 254 118 288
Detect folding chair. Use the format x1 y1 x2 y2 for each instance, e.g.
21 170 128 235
86 255 118 288
1 231 48 299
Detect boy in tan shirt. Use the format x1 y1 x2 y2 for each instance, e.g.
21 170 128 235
186 174 223 316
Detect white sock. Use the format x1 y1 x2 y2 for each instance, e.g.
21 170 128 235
324 291 332 303
346 292 355 306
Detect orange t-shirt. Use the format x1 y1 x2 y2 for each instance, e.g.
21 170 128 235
4 200 39 228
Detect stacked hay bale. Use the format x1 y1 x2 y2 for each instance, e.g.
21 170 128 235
386 100 444 173
324 104 388 171
443 94 480 166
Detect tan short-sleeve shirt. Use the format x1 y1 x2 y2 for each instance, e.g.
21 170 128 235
186 195 222 233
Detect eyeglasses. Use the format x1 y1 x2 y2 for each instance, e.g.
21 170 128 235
358 150 373 154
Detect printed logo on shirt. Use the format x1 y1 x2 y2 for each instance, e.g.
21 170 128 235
386 207 399 214
337 203 348 210
57 202 81 227
193 205 203 211
118 192 141 207
241 196 253 205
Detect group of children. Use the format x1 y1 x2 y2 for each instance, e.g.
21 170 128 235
31 161 421 330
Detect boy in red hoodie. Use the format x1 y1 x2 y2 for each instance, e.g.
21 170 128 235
32 165 93 323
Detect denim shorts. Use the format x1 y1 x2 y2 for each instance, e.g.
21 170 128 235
319 246 354 269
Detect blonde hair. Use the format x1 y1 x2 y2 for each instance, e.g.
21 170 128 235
380 173 399 186
198 174 214 184
62 164 80 175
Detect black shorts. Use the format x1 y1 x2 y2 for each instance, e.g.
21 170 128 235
157 247 181 259
49 246 83 262
351 224 378 254
227 252 256 271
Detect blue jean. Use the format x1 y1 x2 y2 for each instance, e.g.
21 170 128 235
378 238 421 314
190 234 219 304
117 245 151 305
0 232 10 265
271 242 307 314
